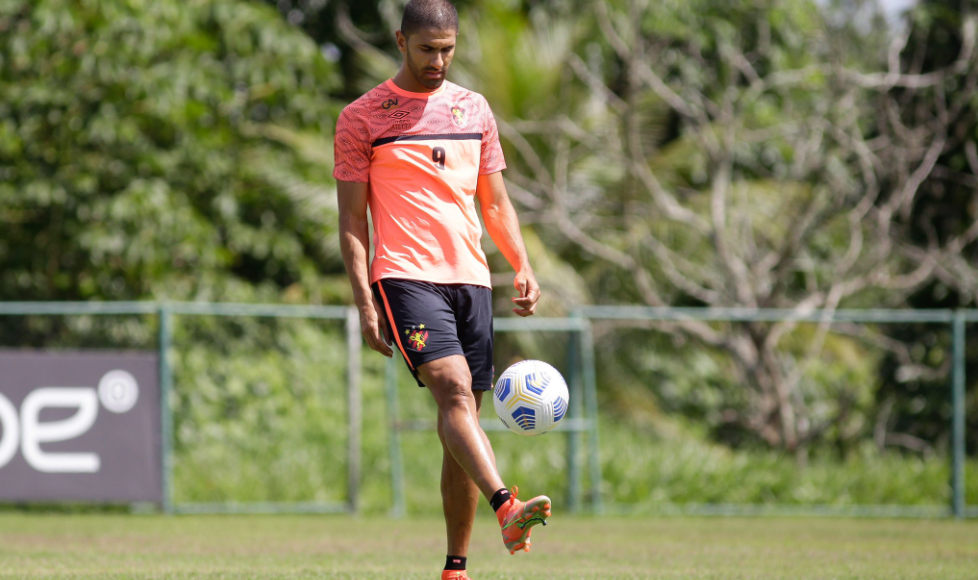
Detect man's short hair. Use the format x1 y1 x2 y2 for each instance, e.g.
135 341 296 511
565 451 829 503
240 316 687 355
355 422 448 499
401 0 459 37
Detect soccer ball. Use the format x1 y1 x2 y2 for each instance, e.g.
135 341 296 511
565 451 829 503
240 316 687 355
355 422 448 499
492 360 569 436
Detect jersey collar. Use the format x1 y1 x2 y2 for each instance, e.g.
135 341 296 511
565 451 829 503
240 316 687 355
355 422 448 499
385 78 448 99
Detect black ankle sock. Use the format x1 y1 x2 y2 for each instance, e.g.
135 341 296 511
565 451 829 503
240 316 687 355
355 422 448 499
489 488 511 512
444 555 466 571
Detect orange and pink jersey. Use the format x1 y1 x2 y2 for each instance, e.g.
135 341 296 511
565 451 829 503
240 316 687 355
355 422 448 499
334 79 506 289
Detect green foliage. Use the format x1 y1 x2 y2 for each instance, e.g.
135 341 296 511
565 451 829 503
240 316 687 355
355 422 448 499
876 0 978 456
1 0 976 511
318 357 977 514
442 0 978 457
172 318 350 503
596 419 978 507
0 0 344 307
0 0 363 508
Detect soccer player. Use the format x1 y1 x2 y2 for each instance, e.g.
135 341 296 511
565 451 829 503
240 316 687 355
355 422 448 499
334 1 551 578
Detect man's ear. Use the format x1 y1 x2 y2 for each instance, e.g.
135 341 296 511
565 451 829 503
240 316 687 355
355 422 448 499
395 30 407 55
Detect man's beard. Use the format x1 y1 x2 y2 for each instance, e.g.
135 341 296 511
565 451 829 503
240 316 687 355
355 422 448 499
410 60 447 89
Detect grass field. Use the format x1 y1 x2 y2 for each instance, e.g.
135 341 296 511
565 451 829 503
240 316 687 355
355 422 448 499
2 514 976 579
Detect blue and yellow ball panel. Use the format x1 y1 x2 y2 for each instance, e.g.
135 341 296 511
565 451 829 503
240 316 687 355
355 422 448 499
510 406 537 430
552 396 568 422
495 376 513 403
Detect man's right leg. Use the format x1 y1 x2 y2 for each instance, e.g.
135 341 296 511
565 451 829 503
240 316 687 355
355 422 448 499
420 357 551 557
438 390 492 560
374 279 550 560
419 355 504 499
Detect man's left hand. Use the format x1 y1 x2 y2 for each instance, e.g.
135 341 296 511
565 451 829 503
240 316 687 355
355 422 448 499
512 270 541 317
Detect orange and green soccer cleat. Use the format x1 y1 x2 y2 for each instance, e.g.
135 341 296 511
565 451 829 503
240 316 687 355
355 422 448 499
441 571 471 580
495 486 552 554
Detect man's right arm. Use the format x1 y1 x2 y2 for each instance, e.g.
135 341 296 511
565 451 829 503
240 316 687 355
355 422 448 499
337 179 393 357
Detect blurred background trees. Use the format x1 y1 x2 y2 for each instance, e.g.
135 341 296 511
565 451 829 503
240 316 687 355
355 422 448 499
0 0 356 503
0 0 345 308
272 0 978 458
1 0 976 477
440 0 978 458
876 0 978 463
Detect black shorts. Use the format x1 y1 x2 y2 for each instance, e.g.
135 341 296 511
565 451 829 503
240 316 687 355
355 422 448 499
372 278 494 390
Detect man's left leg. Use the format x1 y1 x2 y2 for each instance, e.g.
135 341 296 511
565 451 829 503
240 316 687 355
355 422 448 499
439 391 493 561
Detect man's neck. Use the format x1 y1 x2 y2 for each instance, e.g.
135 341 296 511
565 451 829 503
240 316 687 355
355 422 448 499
391 68 441 94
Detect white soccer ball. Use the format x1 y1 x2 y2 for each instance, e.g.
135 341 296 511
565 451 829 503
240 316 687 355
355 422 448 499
492 360 569 436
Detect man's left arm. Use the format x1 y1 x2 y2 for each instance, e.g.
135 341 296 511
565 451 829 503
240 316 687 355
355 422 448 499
476 171 541 317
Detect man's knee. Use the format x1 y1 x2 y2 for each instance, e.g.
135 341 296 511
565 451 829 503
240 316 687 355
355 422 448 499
431 375 474 411
419 355 474 409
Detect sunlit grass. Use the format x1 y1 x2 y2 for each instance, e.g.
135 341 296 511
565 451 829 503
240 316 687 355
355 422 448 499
1 514 976 579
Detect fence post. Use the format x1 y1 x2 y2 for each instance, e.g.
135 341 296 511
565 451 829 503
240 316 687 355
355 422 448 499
579 317 603 514
346 307 362 515
566 311 583 514
952 310 966 519
386 355 406 517
158 303 173 515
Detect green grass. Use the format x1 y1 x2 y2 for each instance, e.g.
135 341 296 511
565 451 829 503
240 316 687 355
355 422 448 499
2 514 976 579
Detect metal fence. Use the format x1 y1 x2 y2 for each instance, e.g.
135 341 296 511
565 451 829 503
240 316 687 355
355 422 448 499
0 301 362 515
574 306 975 519
385 316 602 516
0 302 974 518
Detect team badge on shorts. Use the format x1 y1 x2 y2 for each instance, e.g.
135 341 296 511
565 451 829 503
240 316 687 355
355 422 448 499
405 324 429 351
450 106 467 128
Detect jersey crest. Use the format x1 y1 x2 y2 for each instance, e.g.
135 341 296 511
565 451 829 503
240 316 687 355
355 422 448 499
451 106 467 128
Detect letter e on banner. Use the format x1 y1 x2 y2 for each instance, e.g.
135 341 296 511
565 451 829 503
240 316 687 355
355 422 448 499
0 393 19 469
21 388 100 473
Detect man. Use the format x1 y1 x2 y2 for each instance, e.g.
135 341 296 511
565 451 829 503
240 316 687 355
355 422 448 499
334 1 551 579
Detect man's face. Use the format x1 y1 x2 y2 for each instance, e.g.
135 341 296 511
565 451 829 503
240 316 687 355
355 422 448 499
397 28 457 90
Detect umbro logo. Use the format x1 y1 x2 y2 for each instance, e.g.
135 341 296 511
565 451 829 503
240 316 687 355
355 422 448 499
388 109 411 120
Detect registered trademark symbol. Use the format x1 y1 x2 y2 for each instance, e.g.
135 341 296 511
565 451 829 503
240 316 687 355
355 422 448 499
97 370 139 414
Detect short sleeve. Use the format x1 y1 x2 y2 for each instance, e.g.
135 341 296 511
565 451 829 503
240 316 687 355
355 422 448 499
479 101 506 175
333 106 371 183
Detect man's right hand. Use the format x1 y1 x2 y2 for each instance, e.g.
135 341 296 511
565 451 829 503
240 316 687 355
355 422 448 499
361 294 394 357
